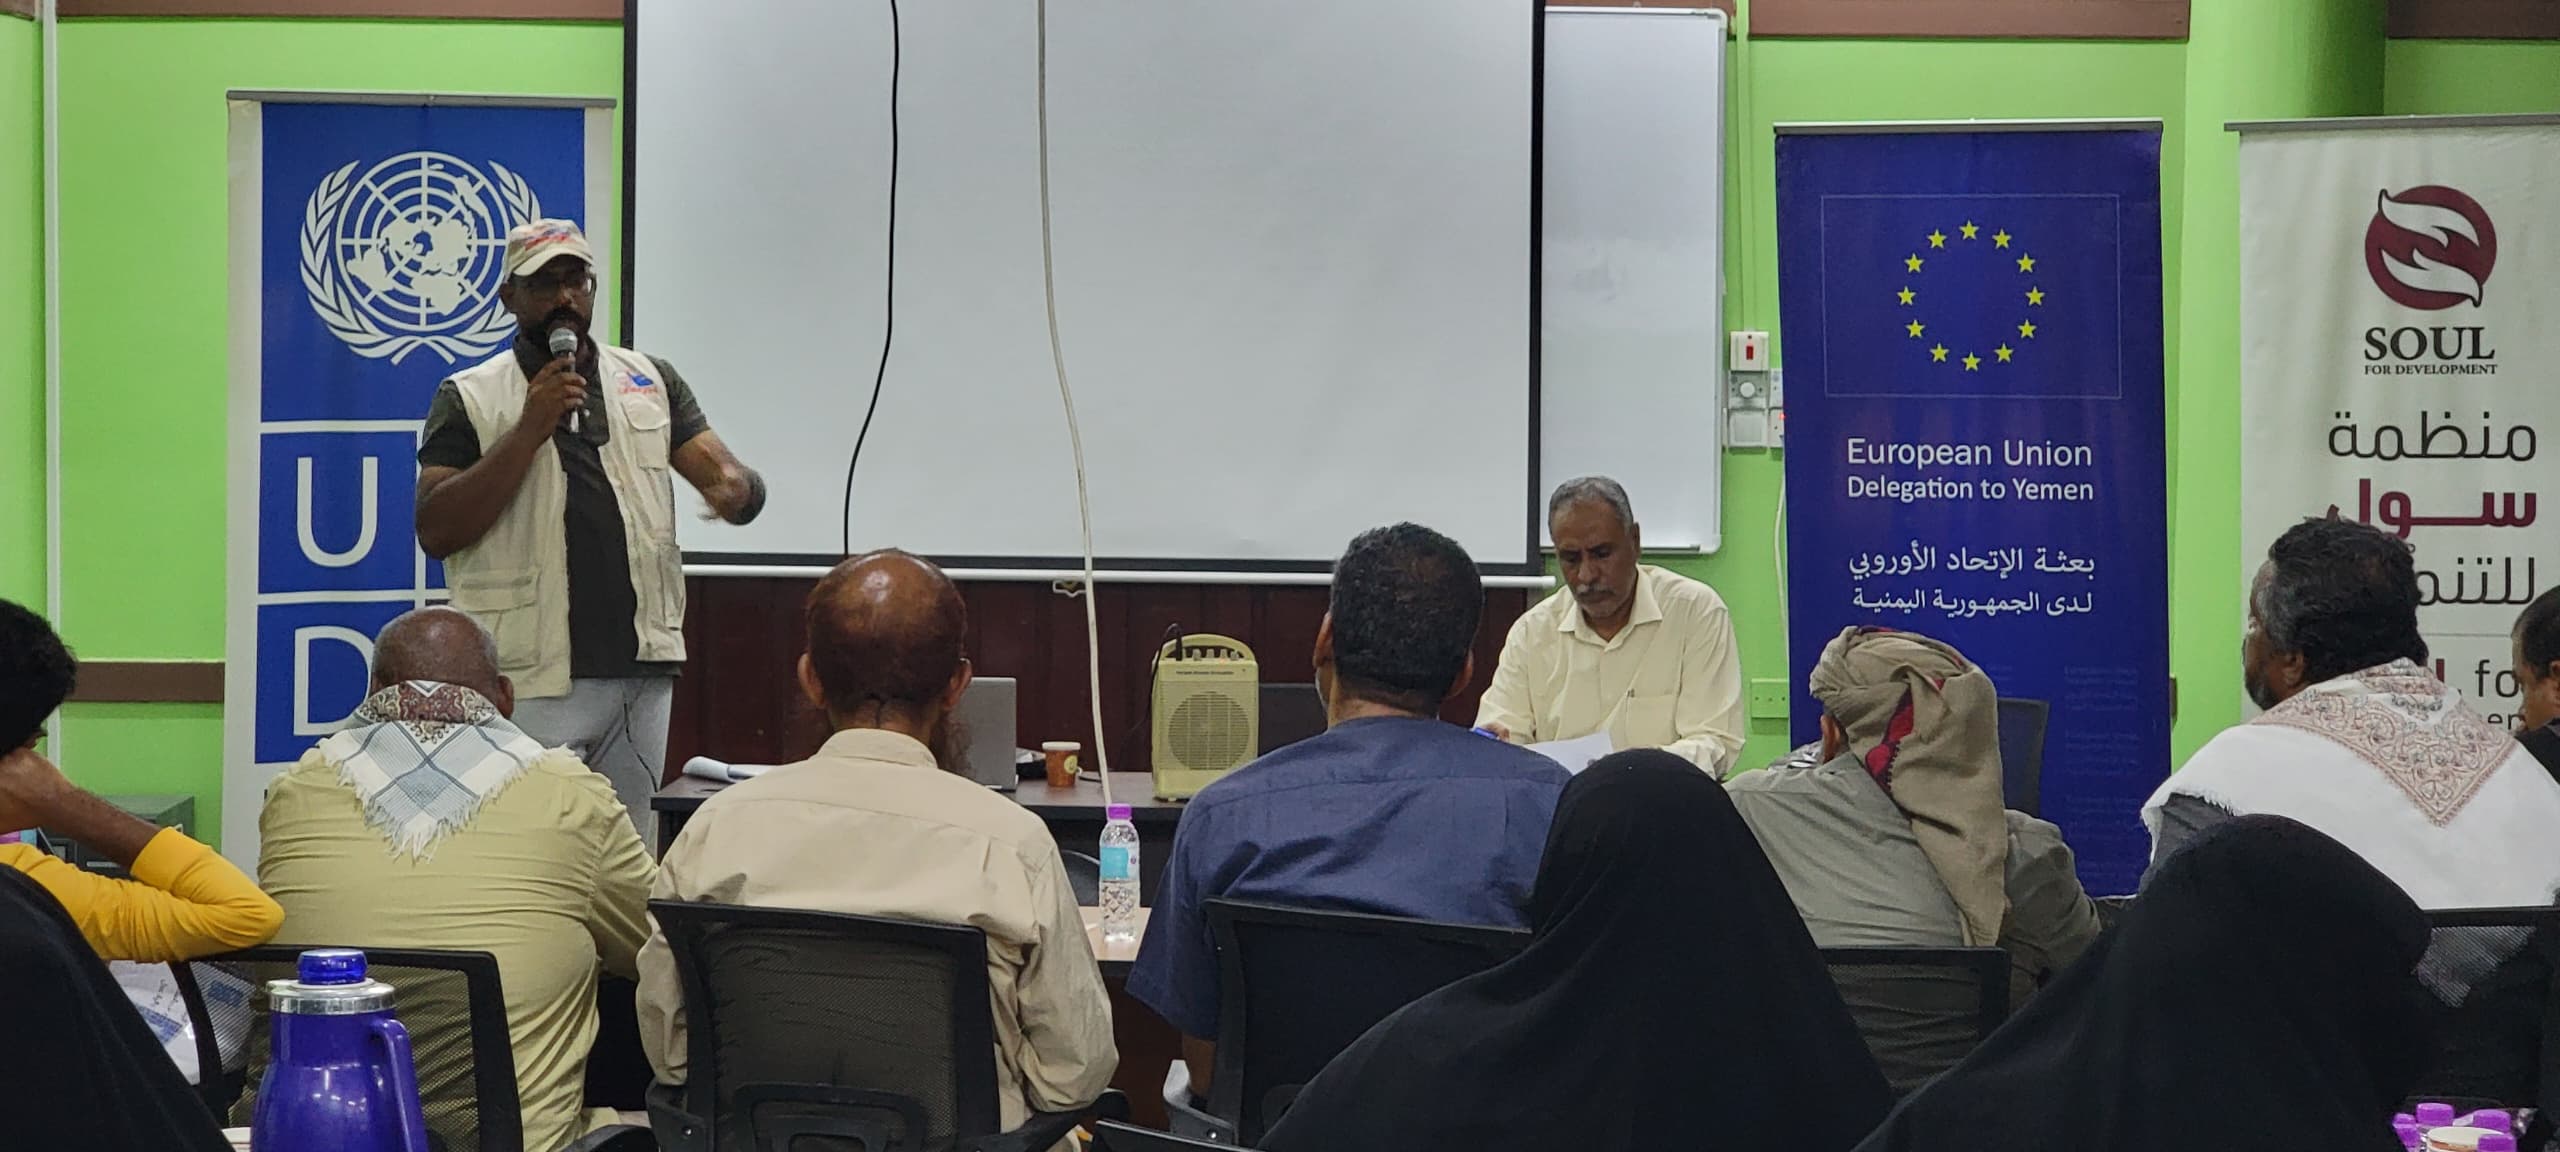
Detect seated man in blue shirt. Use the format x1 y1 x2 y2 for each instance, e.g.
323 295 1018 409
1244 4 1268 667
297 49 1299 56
1127 521 1570 1108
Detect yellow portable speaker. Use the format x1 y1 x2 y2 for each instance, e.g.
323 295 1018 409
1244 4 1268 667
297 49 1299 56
1150 633 1260 800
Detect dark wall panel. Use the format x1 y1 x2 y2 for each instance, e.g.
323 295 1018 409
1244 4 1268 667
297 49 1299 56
667 576 1536 778
2388 0 2560 38
1751 0 2189 39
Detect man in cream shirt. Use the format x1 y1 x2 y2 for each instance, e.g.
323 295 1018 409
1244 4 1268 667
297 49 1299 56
638 550 1115 1138
1477 477 1745 774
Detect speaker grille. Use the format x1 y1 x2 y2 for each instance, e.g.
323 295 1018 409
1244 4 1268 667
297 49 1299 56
1168 690 1255 770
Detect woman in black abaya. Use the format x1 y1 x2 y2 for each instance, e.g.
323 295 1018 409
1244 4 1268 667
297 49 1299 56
0 861 228 1150
1855 814 2436 1152
1262 749 1894 1152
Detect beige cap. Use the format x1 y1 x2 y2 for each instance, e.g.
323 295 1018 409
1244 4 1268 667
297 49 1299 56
502 218 595 279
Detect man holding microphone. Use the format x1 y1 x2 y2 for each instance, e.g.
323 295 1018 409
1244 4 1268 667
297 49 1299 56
414 219 764 837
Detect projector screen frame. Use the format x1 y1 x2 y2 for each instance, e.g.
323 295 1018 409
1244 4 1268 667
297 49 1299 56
620 0 1548 579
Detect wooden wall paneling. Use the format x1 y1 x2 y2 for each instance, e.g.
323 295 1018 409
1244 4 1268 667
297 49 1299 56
668 577 1538 784
2388 0 2560 38
1000 581 1093 759
1545 0 1736 16
67 661 225 703
1750 0 2190 39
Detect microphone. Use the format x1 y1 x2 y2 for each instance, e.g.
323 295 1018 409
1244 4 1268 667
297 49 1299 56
548 326 581 434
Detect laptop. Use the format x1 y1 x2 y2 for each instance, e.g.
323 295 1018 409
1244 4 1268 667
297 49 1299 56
956 676 1021 791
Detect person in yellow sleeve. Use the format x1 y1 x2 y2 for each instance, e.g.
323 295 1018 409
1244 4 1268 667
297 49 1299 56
0 599 283 962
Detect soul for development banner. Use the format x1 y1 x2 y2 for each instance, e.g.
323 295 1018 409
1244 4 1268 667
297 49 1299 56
1777 125 2169 895
224 96 612 862
2239 119 2560 733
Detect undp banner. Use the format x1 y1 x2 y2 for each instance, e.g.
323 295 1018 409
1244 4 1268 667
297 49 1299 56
2238 118 2560 738
223 95 614 861
1776 125 2169 894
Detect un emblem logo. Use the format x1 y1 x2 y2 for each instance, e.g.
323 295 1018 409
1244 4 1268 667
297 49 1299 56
301 152 542 365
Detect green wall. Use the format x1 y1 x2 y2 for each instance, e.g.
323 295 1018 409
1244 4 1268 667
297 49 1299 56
21 11 2560 844
0 17 38 610
49 18 620 842
2384 40 2560 113
2162 0 2384 781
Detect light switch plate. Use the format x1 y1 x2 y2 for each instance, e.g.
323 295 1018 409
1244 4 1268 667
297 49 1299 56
1748 678 1790 720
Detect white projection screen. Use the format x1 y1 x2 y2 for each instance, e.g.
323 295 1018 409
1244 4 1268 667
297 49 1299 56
628 0 1540 575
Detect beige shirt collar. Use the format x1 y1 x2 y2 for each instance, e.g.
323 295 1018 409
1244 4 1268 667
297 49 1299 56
1561 564 1667 648
802 727 942 774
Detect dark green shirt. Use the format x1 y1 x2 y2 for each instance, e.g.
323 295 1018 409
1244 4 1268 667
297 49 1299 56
417 338 709 680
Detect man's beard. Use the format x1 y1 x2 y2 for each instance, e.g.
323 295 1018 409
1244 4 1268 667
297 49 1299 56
524 306 587 344
928 716 975 776
2243 662 2281 712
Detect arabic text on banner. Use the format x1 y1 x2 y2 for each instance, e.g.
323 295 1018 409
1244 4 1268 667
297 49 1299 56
2238 123 2560 737
1776 127 2171 895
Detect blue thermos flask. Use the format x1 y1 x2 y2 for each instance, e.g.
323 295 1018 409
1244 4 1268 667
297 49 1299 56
249 948 432 1152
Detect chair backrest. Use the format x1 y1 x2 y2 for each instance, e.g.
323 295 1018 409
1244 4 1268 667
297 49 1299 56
650 899 1000 1152
1091 1120 1248 1152
2411 907 2560 1119
1820 946 2010 1097
1206 899 1528 1145
1996 697 2050 816
207 945 520 1152
167 960 239 1114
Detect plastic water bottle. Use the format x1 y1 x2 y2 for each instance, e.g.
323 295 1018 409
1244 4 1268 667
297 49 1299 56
1100 803 1141 945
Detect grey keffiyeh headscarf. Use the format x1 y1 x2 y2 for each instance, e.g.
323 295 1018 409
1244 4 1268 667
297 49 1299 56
1808 627 2009 947
312 680 550 860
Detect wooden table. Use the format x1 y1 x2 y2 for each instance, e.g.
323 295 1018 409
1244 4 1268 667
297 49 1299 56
651 772 1188 904
1080 905 1149 976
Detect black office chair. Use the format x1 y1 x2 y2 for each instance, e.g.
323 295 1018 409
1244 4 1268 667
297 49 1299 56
168 959 249 1114
194 945 524 1152
1205 899 1528 1145
1060 850 1104 907
1820 946 2011 1098
1090 1120 1249 1151
1996 697 2051 817
647 900 1122 1152
2408 907 2560 1141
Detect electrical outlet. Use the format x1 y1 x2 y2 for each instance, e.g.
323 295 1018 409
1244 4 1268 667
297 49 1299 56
1727 408 1769 450
1748 678 1790 721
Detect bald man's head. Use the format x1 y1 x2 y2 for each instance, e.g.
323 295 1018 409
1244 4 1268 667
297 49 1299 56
801 550 972 742
371 607 513 714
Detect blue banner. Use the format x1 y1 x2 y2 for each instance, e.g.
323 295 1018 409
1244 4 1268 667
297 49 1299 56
227 98 601 856
1776 127 2168 894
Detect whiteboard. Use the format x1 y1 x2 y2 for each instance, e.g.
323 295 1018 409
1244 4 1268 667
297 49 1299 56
1542 7 1728 551
629 0 1540 573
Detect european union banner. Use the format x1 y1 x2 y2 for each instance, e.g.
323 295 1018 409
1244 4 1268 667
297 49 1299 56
223 96 613 861
1776 126 2168 894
